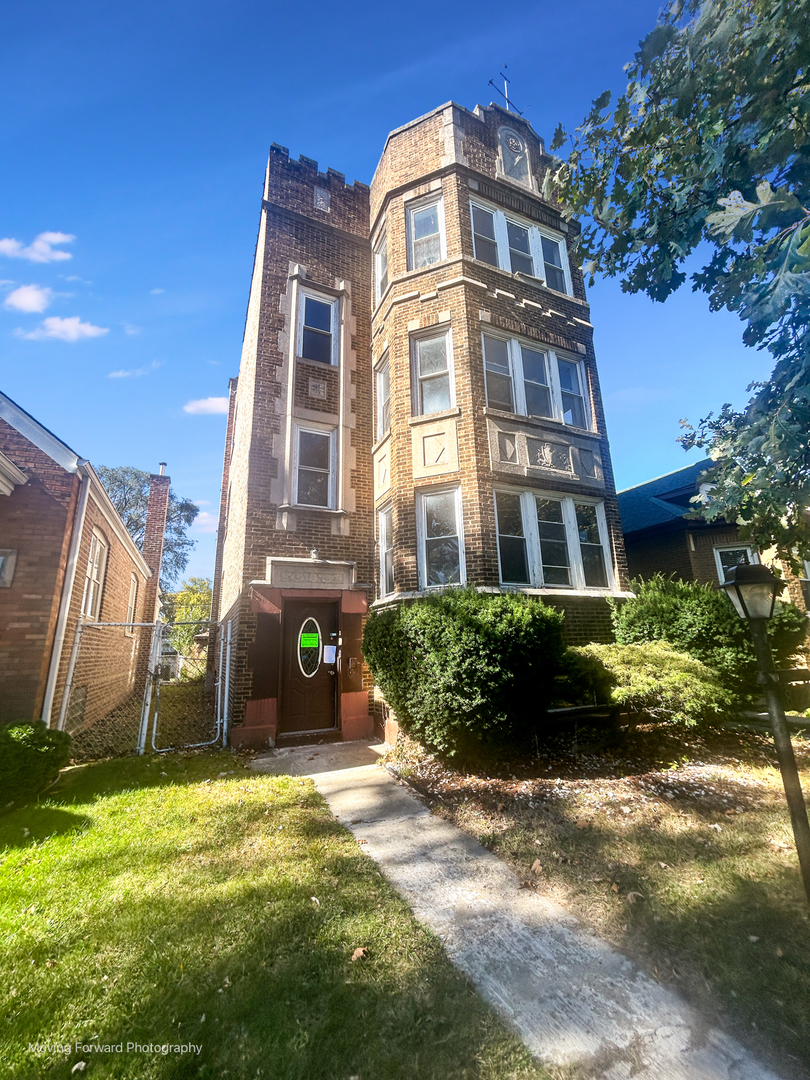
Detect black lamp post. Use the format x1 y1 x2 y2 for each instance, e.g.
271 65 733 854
721 563 810 904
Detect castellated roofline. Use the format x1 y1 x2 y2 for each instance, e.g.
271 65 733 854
266 142 369 191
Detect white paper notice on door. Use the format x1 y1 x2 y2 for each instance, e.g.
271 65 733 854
323 645 337 664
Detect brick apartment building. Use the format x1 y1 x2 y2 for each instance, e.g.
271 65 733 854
213 101 631 749
0 392 167 730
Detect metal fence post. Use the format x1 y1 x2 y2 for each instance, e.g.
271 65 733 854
222 620 232 748
55 619 85 731
137 623 162 755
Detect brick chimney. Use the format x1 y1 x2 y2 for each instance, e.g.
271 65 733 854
142 464 171 620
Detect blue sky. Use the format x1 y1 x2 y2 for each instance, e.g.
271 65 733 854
0 0 770 583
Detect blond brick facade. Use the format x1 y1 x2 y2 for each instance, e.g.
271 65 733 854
213 101 631 749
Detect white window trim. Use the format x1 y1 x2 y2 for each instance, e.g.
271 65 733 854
125 573 138 635
81 528 109 620
416 486 466 591
713 544 759 583
296 288 340 366
482 330 591 430
405 194 447 271
411 326 456 417
292 423 337 510
373 230 388 306
494 488 614 592
378 504 394 597
469 198 572 295
375 351 391 442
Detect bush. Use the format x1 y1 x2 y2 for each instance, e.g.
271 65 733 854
362 587 567 757
0 722 71 808
611 574 807 703
570 642 735 727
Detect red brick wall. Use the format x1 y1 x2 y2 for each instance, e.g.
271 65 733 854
0 419 77 722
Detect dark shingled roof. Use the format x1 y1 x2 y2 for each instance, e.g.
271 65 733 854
618 459 713 535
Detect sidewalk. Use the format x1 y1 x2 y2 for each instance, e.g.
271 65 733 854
251 741 784 1080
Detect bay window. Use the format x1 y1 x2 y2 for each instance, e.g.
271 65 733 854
412 329 454 416
470 199 571 295
407 196 445 270
418 487 464 589
494 490 613 591
482 332 589 429
379 505 394 596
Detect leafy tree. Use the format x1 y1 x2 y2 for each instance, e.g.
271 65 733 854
97 465 199 592
164 577 213 656
545 0 810 564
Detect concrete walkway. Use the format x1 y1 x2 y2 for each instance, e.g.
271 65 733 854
251 741 784 1080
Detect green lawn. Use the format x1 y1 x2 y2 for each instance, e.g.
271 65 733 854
1 753 548 1080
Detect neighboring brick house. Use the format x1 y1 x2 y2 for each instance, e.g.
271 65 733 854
618 459 810 614
0 391 162 728
212 100 631 749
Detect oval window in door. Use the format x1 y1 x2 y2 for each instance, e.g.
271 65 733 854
297 618 322 678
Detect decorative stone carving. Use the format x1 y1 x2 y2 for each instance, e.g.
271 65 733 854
375 450 390 497
499 127 531 187
411 416 459 479
527 438 571 472
313 187 330 212
422 433 447 467
308 378 327 400
266 557 354 589
498 432 517 463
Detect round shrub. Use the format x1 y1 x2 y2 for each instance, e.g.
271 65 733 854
569 642 735 727
363 587 567 757
0 722 71 808
611 573 807 704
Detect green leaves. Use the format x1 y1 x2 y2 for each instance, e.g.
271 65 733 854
545 0 810 560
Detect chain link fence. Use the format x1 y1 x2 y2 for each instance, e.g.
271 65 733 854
59 619 231 760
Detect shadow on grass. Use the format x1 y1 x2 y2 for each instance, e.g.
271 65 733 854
495 800 810 1080
3 770 543 1080
0 806 93 850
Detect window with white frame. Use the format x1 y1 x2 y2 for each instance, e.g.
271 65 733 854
418 488 464 589
297 291 339 365
374 232 388 304
379 505 394 596
406 196 445 270
412 329 454 416
482 333 588 428
375 353 390 441
469 200 571 294
494 490 613 590
125 573 138 634
294 426 335 508
713 544 758 583
81 529 109 619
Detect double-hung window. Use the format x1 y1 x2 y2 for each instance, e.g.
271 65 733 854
406 197 445 270
412 329 453 415
494 490 612 590
379 505 394 596
375 353 391 441
482 332 588 428
713 544 758 583
469 200 571 295
374 233 388 304
294 426 335 509
298 291 339 365
418 487 464 589
125 573 138 634
81 529 108 620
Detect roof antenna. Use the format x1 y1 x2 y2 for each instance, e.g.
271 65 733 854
488 65 526 116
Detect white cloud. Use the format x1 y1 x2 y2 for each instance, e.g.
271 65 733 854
4 284 54 313
108 360 160 378
150 288 165 294
123 323 141 336
183 397 229 415
17 316 109 341
194 499 211 506
0 232 75 263
192 511 219 533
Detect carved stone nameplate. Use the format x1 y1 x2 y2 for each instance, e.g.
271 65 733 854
266 558 354 590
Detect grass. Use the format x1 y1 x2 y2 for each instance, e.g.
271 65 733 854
387 727 810 1080
0 751 549 1080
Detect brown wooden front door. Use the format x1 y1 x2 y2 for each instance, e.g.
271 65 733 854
279 600 339 733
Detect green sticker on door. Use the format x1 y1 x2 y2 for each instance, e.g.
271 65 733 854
300 632 320 648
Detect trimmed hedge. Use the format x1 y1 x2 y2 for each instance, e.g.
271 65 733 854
0 722 71 808
569 642 734 727
611 574 807 704
362 587 567 757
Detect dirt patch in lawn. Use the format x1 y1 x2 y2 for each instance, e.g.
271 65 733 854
385 726 810 1080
